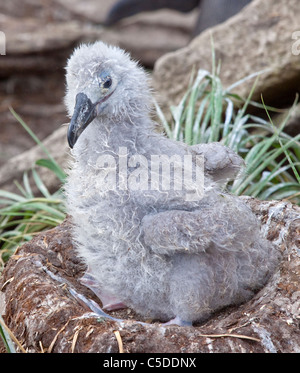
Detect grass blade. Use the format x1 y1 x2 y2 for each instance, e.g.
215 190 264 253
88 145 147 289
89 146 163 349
9 107 64 181
35 159 66 183
261 95 300 184
32 168 51 199
0 316 17 353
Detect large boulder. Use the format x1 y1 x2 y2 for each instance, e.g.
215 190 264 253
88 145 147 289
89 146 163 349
0 197 299 353
0 126 69 195
152 0 300 112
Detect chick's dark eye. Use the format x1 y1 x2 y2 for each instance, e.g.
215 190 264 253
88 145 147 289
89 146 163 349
103 77 112 89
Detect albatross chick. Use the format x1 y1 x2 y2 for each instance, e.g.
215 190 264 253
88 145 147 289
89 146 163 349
64 41 280 326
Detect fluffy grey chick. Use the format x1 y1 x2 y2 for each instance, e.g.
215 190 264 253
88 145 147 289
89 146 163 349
64 41 280 326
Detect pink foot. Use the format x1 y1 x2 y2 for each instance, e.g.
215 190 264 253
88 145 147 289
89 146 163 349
102 298 127 311
80 271 127 311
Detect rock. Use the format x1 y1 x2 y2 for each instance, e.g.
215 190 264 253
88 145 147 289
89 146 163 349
0 14 99 168
193 0 251 36
104 0 200 29
54 0 117 24
0 0 196 168
152 0 300 113
105 0 251 37
0 126 69 195
0 1 195 76
104 10 196 67
0 15 103 77
0 198 299 353
272 103 300 137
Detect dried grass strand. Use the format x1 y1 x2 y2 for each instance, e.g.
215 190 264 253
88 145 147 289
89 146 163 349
114 330 124 353
48 320 70 353
0 317 27 353
71 326 83 353
198 332 260 343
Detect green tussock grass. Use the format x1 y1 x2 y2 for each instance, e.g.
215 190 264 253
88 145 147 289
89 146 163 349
0 108 66 270
155 66 300 202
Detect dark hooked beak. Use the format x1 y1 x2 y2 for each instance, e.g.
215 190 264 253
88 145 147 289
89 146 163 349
67 92 97 148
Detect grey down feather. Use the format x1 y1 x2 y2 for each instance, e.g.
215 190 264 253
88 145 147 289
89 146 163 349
64 41 280 325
